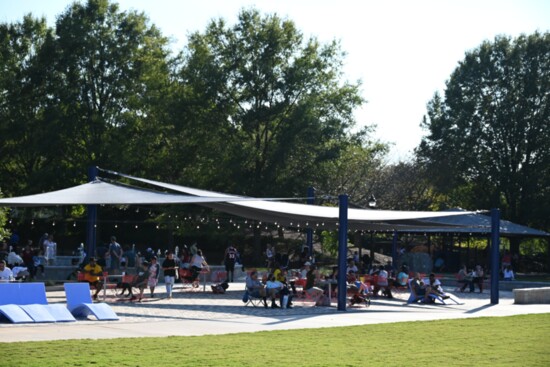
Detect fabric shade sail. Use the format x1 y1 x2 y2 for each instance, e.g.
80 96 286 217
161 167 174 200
103 171 480 231
0 180 286 206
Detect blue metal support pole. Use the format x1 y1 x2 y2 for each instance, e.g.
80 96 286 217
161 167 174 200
490 208 500 304
337 194 348 311
86 166 98 260
392 230 398 274
306 187 315 257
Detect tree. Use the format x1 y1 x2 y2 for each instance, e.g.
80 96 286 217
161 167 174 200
417 32 550 233
311 137 388 207
0 15 53 195
48 0 172 183
175 8 366 197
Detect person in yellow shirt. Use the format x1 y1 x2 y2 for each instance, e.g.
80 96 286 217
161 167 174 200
83 257 103 300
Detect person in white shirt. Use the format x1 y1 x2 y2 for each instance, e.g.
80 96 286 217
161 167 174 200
12 264 29 280
7 250 23 267
43 234 57 265
503 266 515 281
265 273 284 308
0 260 13 281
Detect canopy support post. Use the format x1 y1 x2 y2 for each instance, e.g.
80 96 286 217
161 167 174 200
306 187 315 256
86 166 98 260
490 208 500 304
337 194 348 311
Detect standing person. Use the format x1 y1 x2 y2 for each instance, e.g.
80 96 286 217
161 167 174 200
82 258 103 301
109 236 123 274
190 249 209 283
43 234 57 265
148 257 160 297
22 241 35 280
162 251 177 299
266 244 275 269
224 244 239 282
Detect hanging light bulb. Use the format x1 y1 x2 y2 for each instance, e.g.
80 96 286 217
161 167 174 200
73 222 76 227
135 225 138 229
31 220 34 226
115 224 118 228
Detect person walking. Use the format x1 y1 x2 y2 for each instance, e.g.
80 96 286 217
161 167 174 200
148 257 160 297
162 251 177 299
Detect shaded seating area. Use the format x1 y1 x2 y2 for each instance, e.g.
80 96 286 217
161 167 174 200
64 283 119 321
0 282 76 323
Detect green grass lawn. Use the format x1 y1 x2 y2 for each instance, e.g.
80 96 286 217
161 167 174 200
2 313 549 366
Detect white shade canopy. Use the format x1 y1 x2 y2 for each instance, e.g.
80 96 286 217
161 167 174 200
0 170 480 231
105 171 479 230
0 180 284 206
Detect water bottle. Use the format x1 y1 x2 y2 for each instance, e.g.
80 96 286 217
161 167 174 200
282 295 289 308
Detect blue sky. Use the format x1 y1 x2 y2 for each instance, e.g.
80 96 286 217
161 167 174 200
2 0 549 162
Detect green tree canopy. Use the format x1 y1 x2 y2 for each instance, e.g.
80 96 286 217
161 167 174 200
173 8 369 197
417 32 550 230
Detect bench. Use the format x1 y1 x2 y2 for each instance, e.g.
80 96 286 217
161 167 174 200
514 287 550 304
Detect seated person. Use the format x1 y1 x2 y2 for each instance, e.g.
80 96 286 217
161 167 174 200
82 257 103 300
458 265 473 292
265 274 292 308
273 263 296 295
427 273 449 299
0 260 13 281
472 265 485 293
304 265 324 305
245 271 268 308
11 263 30 281
394 265 409 288
118 262 150 301
265 273 284 308
409 272 432 303
346 259 358 283
373 266 393 298
503 266 515 281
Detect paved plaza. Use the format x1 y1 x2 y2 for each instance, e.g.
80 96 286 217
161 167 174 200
1 282 549 343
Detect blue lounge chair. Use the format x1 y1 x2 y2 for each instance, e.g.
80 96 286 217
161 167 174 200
64 283 119 321
0 283 34 323
19 283 76 322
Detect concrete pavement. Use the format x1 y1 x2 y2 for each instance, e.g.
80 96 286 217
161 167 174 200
1 282 549 343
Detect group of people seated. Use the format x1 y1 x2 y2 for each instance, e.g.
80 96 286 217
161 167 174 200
245 268 294 308
457 264 485 293
409 272 451 303
80 256 161 302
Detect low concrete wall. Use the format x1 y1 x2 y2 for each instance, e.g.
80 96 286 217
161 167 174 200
514 287 550 304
